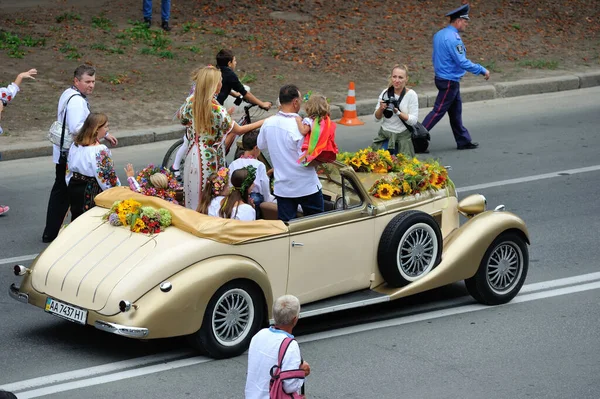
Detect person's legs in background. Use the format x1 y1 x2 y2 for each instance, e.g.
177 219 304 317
42 162 69 243
422 77 458 132
448 87 477 149
160 0 171 31
142 0 153 27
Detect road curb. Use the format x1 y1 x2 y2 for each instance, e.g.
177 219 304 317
0 126 185 162
1 70 599 161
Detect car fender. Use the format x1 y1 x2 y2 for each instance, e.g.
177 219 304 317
376 210 529 300
88 255 272 339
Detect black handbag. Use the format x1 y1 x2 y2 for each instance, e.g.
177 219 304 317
396 88 431 154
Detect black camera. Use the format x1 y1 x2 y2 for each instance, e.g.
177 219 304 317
233 95 243 106
381 92 398 119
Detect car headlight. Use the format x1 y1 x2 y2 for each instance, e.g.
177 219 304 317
457 194 487 218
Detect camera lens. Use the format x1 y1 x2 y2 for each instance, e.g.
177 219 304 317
383 104 395 118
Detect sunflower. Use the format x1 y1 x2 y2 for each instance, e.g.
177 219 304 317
377 183 394 200
131 218 146 233
402 181 412 194
373 162 388 173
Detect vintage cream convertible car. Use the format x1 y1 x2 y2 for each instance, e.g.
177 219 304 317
10 162 529 358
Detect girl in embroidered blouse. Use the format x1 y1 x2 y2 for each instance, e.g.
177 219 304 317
176 65 264 212
66 113 121 221
197 166 256 221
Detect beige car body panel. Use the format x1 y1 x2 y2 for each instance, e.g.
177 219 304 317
13 162 529 340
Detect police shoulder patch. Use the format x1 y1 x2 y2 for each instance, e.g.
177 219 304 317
456 44 465 54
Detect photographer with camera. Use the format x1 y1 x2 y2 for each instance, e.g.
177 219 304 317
372 64 418 157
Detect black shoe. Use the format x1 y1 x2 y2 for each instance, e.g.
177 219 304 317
161 20 171 31
143 18 151 29
42 234 55 243
457 142 479 150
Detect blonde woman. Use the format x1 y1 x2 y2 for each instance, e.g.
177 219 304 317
66 113 121 220
176 65 264 210
372 64 419 157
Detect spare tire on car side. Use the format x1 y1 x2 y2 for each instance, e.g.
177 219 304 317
377 210 442 288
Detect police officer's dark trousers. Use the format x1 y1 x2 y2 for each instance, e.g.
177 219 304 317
42 161 70 242
422 77 472 147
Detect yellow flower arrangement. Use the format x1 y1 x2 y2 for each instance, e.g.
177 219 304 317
334 148 454 200
103 199 172 234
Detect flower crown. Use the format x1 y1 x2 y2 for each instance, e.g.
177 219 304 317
231 165 256 197
212 167 229 196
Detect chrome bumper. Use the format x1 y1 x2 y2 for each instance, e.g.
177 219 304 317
9 283 29 304
95 320 149 338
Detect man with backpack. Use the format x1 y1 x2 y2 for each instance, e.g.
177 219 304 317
245 295 310 399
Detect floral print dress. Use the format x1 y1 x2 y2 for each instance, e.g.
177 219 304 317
177 95 233 210
66 143 121 220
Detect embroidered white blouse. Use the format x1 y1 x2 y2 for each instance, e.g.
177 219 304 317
65 143 121 191
207 196 256 221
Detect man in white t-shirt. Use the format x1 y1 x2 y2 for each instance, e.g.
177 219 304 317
257 84 324 222
245 295 310 399
42 65 118 243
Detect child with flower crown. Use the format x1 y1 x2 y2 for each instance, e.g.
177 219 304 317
197 167 230 215
295 93 339 166
197 166 256 221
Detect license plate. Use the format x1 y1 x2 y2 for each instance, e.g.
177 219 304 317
45 297 88 325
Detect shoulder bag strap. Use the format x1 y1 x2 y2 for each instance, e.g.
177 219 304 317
396 88 413 132
60 93 84 151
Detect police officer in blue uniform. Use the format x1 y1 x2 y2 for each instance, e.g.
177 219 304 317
422 4 490 150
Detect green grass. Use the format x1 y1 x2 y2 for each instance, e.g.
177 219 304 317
481 59 502 73
0 31 45 58
274 74 285 81
181 21 200 33
123 20 173 58
59 43 82 60
15 19 29 26
91 43 124 54
108 74 128 85
181 45 203 54
517 59 559 69
240 72 256 84
212 28 225 36
92 15 113 31
56 12 81 23
511 23 521 30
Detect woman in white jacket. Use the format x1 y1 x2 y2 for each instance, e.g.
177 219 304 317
372 64 418 157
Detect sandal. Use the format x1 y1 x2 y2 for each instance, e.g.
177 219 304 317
0 205 9 216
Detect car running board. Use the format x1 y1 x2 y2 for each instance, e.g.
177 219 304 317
298 289 390 319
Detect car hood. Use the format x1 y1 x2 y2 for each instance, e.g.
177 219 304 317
30 207 233 315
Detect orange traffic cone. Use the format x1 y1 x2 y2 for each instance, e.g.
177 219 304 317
338 81 364 126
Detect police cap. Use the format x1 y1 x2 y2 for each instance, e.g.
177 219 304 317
445 4 470 20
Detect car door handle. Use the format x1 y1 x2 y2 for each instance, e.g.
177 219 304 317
291 241 304 247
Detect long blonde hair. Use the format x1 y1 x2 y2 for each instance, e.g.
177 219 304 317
74 113 107 146
191 66 222 136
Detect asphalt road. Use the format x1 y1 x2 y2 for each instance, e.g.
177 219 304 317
1 87 600 398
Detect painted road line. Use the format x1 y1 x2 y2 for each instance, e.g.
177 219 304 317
0 254 38 265
16 356 213 399
10 278 600 398
298 280 600 344
520 271 600 294
4 271 600 393
457 165 600 193
0 350 193 393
